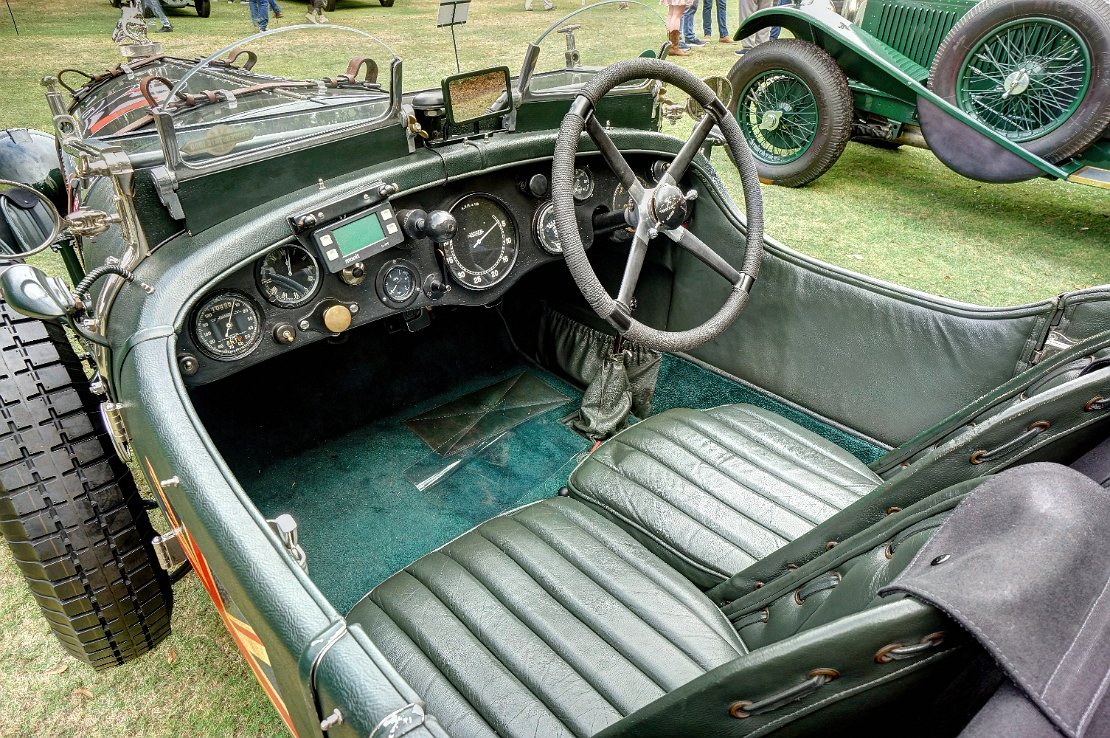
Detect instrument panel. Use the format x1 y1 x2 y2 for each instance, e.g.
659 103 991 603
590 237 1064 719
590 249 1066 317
177 155 675 386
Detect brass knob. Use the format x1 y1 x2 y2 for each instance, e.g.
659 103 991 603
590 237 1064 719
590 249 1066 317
322 305 353 333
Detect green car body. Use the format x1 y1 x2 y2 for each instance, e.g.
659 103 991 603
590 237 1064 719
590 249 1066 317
730 0 1110 188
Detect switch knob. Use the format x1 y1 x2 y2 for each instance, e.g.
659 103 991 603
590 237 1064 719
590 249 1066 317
424 210 458 245
322 305 353 333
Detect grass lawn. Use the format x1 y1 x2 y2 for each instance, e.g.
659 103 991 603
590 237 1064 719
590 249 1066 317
0 1 1107 736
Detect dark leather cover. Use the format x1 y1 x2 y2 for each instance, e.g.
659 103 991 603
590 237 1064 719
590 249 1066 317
883 464 1110 738
569 404 881 588
348 497 744 738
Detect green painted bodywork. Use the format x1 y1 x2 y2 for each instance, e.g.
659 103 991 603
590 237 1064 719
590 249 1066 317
734 2 1104 183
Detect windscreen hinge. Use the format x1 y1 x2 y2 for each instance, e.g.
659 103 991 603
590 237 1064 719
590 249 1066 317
150 165 185 221
99 401 132 461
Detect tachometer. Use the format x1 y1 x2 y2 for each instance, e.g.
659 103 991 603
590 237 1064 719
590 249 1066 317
255 244 320 308
445 194 518 290
191 290 264 361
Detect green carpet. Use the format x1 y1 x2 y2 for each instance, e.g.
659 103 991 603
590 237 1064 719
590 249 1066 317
242 366 588 613
650 354 887 464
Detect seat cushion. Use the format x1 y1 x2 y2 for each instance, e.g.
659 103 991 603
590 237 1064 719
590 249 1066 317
348 497 744 738
568 404 883 588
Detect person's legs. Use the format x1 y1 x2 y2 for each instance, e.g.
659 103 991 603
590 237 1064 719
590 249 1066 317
142 0 172 29
682 0 703 45
249 0 268 29
738 0 772 50
667 4 690 55
268 0 282 17
715 0 729 38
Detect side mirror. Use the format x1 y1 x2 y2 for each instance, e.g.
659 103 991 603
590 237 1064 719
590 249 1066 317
686 76 734 120
442 66 513 127
0 263 77 321
0 179 63 260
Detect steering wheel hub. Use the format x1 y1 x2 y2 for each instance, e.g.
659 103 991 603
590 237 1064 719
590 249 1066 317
650 184 689 231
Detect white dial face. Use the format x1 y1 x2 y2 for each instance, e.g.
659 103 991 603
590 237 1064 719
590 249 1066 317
534 200 562 255
572 167 594 201
445 195 519 290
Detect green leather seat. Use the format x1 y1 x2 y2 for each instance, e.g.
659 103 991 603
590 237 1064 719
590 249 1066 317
567 404 882 588
349 497 746 738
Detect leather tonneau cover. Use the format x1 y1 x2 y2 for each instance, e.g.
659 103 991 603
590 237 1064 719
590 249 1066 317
881 462 1110 738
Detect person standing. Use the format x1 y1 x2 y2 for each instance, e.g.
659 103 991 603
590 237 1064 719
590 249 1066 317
524 0 556 10
268 0 283 18
142 0 173 32
305 0 327 22
702 0 731 43
736 0 772 54
248 0 269 30
681 0 706 49
661 0 693 56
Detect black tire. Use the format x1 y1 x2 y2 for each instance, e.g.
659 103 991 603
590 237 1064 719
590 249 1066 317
195 0 211 17
110 0 121 6
727 39 853 187
929 0 1110 165
324 0 336 11
0 299 172 670
379 0 395 6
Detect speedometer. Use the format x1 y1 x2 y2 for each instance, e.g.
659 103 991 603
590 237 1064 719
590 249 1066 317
191 290 264 361
445 194 518 290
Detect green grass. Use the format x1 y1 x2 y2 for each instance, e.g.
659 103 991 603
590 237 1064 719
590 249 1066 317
0 1 1106 736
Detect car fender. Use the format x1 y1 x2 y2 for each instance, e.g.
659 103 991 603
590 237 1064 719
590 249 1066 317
731 5 1070 180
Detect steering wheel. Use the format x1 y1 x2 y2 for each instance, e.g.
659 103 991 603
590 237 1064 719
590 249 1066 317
552 57 764 353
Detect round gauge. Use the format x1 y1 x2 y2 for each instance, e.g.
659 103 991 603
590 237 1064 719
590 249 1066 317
533 200 562 255
191 290 264 362
376 259 419 307
611 176 649 212
572 167 595 201
445 194 519 291
255 244 320 308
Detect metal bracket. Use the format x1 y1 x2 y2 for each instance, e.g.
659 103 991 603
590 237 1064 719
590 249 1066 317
268 514 308 572
66 209 122 238
152 528 187 571
99 401 132 461
150 165 185 221
1032 329 1079 364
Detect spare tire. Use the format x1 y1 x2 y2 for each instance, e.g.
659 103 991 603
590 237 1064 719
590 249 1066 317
926 0 1110 177
0 298 173 669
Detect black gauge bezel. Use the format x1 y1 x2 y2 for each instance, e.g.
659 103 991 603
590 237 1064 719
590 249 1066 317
572 166 595 201
445 193 519 291
376 258 421 308
611 175 648 212
532 199 562 256
190 289 265 362
254 243 322 309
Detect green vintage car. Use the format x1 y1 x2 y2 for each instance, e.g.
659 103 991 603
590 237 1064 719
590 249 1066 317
1 4 1109 737
726 0 1110 188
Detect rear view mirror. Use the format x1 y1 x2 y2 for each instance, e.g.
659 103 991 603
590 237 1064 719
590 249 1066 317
0 179 63 259
0 263 75 322
686 76 733 120
443 66 513 126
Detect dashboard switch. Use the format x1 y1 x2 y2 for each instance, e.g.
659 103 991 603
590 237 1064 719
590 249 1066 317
340 262 366 286
323 305 353 334
424 210 458 245
273 324 297 345
523 174 549 198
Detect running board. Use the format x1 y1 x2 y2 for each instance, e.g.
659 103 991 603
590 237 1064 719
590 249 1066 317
1068 166 1110 190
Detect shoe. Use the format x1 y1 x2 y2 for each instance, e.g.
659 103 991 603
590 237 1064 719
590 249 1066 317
735 48 747 56
318 12 326 21
679 42 691 50
687 37 707 46
306 12 314 21
668 30 690 56
158 24 172 32
720 35 735 43
274 11 282 17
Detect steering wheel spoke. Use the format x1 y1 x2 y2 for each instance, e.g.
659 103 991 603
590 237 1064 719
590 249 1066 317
660 113 718 187
585 114 642 197
664 227 742 284
616 220 652 307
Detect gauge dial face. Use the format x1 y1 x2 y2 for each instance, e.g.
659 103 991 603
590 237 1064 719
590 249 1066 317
533 200 563 255
611 176 648 212
255 244 320 308
191 290 263 361
445 195 518 291
572 167 594 201
378 260 419 306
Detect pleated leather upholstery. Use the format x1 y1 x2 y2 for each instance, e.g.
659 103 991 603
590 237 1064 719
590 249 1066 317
568 404 883 588
349 497 744 738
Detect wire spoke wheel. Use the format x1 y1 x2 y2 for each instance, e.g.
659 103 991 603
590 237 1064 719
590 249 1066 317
956 17 1091 142
738 70 820 165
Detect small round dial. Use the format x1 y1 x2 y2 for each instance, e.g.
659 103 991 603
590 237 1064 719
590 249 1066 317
191 290 263 361
572 167 595 201
445 194 518 291
255 244 320 308
377 259 419 307
533 200 564 255
611 175 648 212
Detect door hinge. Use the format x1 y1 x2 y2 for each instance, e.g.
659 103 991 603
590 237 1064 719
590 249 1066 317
268 514 308 572
99 401 132 461
152 528 187 571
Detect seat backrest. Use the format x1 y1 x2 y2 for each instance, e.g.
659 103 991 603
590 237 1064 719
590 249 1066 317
600 477 998 738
